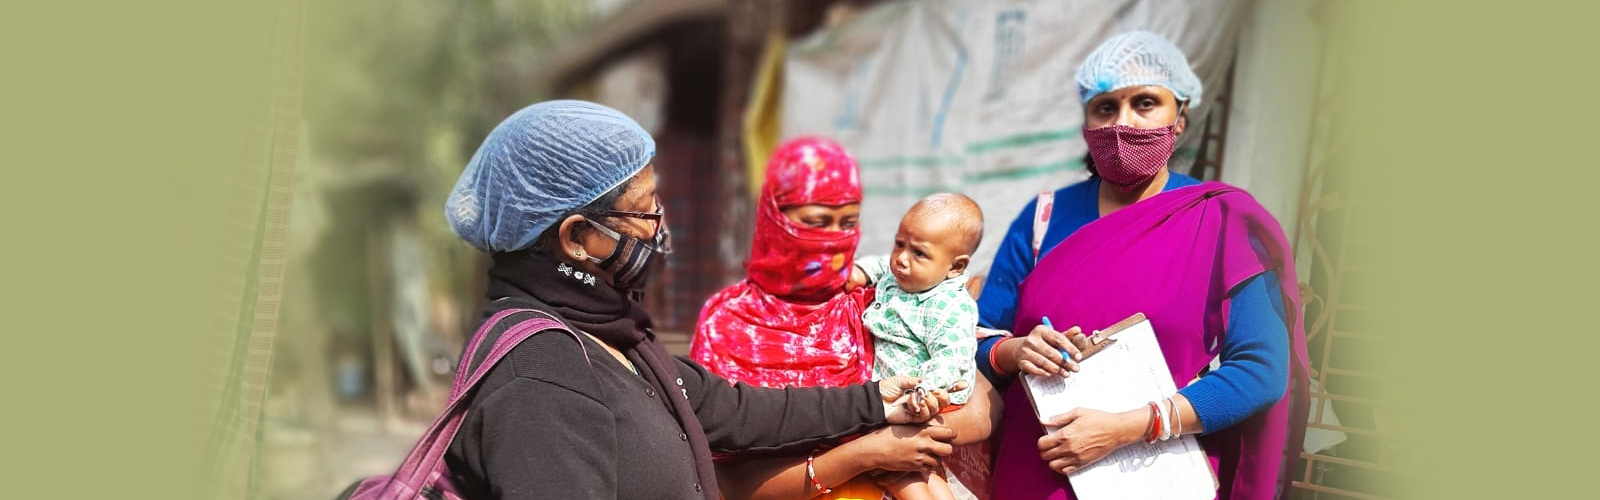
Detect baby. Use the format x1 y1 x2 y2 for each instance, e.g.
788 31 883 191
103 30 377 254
853 193 983 500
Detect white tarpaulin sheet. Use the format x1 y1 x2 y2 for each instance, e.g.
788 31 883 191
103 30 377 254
782 0 1249 274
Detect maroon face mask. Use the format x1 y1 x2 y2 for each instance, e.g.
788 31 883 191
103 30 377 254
1083 123 1178 192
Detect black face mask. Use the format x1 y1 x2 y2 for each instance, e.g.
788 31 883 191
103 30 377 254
585 219 672 291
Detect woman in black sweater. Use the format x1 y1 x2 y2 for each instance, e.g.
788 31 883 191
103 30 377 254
439 100 957 499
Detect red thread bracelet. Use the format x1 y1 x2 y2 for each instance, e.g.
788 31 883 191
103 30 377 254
806 454 831 494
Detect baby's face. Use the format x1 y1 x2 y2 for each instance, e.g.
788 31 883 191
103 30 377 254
888 212 967 293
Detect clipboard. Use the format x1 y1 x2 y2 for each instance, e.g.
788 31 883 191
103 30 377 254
1067 312 1147 362
1019 312 1220 499
1019 312 1148 428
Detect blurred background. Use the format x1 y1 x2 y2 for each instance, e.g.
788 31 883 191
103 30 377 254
264 1 1386 499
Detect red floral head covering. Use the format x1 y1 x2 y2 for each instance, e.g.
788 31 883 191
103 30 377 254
690 137 875 388
747 137 864 301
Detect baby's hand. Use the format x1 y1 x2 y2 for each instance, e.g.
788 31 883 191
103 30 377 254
914 380 966 415
880 377 967 422
880 377 939 422
878 375 922 403
845 264 870 291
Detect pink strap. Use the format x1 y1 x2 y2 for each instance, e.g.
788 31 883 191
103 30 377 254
449 308 524 398
380 309 585 495
1031 191 1054 264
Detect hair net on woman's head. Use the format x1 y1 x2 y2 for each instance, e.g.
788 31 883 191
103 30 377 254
1075 31 1203 109
445 100 655 253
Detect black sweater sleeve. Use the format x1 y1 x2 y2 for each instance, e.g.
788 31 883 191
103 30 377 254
473 376 617 500
674 356 886 455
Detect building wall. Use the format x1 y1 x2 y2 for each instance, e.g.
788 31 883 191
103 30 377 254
1221 0 1324 224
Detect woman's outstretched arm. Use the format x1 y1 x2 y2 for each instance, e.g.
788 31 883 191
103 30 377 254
717 377 999 500
716 424 957 500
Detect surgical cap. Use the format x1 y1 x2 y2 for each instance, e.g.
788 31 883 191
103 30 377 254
445 100 655 253
1075 31 1203 109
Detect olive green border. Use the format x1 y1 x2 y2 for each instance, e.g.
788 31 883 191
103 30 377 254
3 1 303 499
1337 1 1600 498
7 1 1594 499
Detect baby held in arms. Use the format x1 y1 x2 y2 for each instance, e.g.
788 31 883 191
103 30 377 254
852 193 983 500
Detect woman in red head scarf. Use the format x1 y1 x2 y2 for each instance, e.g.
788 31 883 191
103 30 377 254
693 137 1001 500
693 137 875 388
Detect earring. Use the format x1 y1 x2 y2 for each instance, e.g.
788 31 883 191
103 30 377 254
575 250 586 259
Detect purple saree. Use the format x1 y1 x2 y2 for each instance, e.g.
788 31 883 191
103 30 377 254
991 182 1310 500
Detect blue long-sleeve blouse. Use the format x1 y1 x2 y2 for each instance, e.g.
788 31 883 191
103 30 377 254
974 173 1288 434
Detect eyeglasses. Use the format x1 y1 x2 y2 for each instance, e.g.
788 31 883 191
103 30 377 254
595 209 663 222
594 195 666 239
597 195 664 222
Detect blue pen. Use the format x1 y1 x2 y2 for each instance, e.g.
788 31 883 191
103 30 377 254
1042 316 1074 364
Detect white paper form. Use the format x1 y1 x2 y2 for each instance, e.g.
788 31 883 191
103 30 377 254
1022 317 1217 500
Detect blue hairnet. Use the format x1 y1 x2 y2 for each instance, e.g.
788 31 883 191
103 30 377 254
445 100 655 253
1075 31 1203 109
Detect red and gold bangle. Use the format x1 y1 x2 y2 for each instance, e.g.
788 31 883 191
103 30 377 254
806 454 832 494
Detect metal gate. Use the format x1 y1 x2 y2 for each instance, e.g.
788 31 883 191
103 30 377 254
1286 12 1398 498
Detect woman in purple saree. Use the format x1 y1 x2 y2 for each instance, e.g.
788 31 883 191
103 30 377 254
972 32 1311 500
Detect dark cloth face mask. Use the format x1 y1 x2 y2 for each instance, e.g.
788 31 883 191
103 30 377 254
1083 122 1179 192
585 219 672 291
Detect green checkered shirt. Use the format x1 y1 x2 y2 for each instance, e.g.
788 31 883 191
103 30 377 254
858 255 978 404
